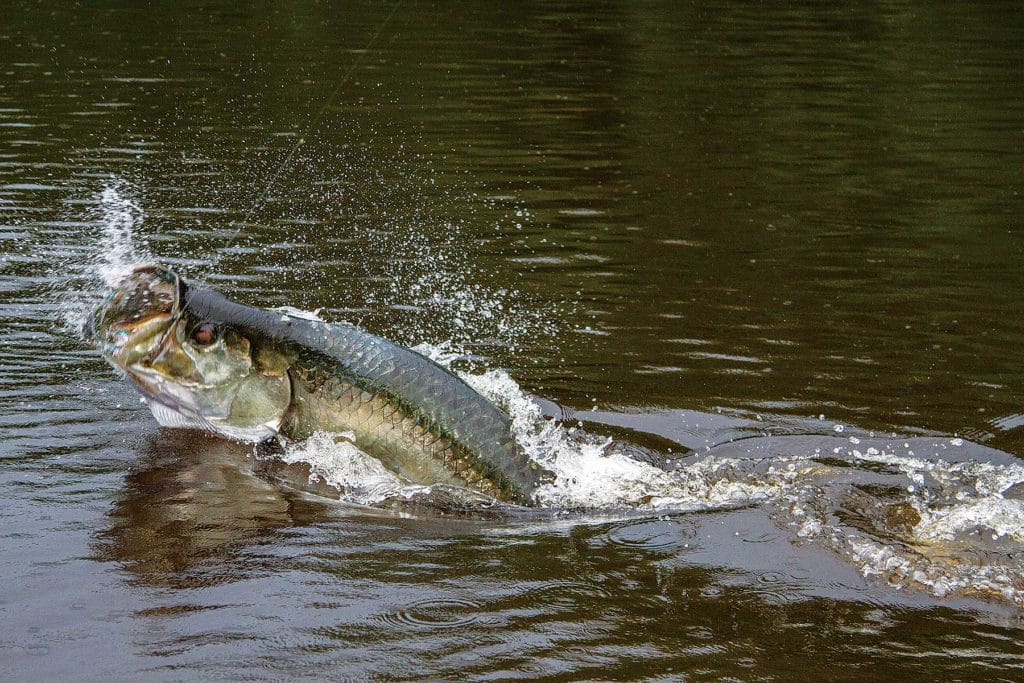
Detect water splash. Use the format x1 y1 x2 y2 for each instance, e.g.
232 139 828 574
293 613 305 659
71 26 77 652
456 363 812 510
58 181 151 333
203 146 571 356
350 206 567 355
273 345 1024 606
775 444 1024 606
278 431 405 504
279 343 813 512
96 185 147 287
65 185 1024 607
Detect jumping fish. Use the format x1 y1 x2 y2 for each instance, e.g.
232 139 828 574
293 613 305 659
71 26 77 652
86 265 548 504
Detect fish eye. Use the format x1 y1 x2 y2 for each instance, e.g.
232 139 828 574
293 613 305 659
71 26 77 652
190 322 220 347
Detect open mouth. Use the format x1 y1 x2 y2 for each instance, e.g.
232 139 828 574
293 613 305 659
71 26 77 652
90 264 184 343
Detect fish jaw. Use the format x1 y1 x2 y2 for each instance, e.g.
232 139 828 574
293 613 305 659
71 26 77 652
87 264 183 373
145 395 283 442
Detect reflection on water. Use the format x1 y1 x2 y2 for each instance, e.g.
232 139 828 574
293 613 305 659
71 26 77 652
95 433 327 584
3 0 1024 678
84 433 1024 678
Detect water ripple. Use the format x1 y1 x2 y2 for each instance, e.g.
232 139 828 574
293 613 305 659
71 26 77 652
603 517 698 552
378 597 494 631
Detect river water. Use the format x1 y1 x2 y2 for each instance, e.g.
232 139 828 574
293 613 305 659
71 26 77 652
3 1 1024 679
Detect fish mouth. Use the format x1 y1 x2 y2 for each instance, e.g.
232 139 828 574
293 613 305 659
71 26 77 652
88 264 186 357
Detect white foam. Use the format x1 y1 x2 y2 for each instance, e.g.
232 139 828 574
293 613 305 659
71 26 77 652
778 449 1024 605
276 348 800 511
461 366 691 509
834 524 1022 604
915 498 1024 543
851 446 1024 496
438 355 812 511
278 431 405 504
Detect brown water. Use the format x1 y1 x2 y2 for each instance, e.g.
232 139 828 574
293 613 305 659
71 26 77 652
3 1 1024 679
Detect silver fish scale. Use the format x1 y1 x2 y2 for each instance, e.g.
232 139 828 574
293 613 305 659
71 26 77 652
303 375 503 498
184 286 548 504
295 320 541 500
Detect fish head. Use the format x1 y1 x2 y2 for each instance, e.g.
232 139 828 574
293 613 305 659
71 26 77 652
87 264 292 442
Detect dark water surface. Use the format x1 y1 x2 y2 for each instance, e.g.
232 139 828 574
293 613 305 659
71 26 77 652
3 1 1024 679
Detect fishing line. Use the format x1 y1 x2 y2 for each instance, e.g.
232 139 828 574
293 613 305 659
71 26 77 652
213 1 402 262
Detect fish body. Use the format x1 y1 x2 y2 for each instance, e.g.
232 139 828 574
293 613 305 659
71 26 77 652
87 265 547 504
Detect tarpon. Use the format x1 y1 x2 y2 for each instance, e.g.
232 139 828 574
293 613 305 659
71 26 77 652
85 265 549 504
